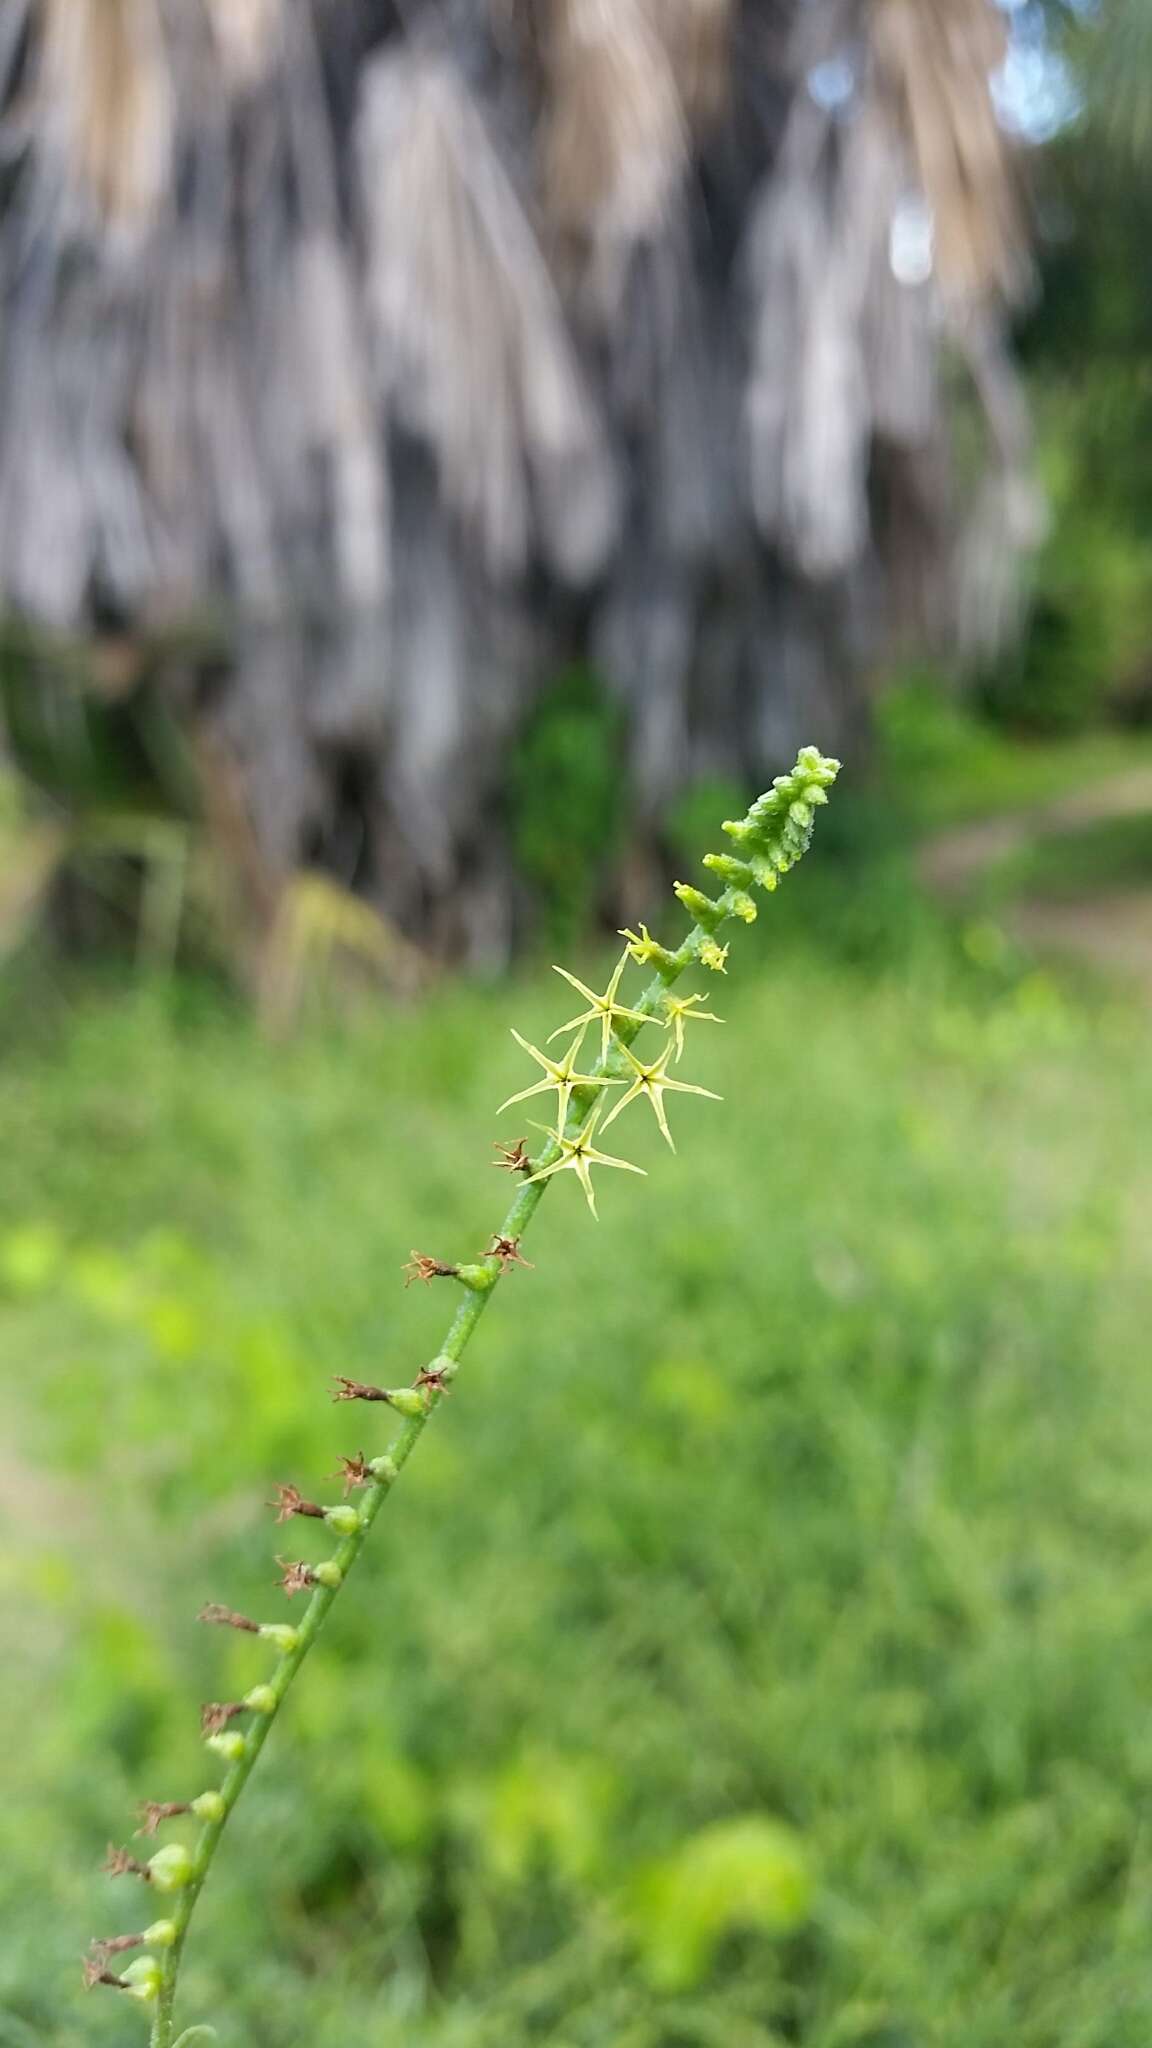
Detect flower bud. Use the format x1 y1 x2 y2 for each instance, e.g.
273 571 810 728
323 1505 361 1536
727 890 757 924
312 1559 343 1589
243 1685 277 1715
122 1955 162 2002
702 852 754 885
190 1791 226 1823
259 1623 300 1653
673 883 723 931
206 1731 247 1763
147 1844 194 1893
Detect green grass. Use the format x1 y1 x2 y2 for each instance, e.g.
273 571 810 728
3 922 1152 2048
874 682 1152 831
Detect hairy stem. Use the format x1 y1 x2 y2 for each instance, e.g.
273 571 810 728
150 913 726 2047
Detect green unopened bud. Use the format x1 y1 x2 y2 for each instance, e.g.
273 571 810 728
749 855 779 892
312 1559 343 1589
122 1955 162 2002
323 1505 361 1535
702 852 754 885
727 890 757 924
206 1731 246 1763
243 1685 277 1715
190 1791 226 1823
143 1919 177 1948
383 1388 425 1419
147 1844 194 1894
673 883 724 931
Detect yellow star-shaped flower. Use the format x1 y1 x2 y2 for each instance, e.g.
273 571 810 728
524 1112 646 1219
599 1040 720 1151
498 1027 621 1127
547 953 650 1060
662 991 724 1062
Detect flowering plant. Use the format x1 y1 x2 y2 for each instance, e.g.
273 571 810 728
86 747 840 2047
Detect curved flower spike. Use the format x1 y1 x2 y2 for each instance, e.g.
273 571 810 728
498 1026 622 1127
524 1112 646 1219
600 1041 721 1151
662 992 723 1062
547 954 650 1060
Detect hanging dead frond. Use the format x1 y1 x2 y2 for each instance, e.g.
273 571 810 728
356 44 618 582
540 0 688 315
37 0 173 236
872 0 1031 309
203 0 282 86
656 0 733 132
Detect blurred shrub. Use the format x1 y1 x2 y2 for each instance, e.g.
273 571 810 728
508 666 626 953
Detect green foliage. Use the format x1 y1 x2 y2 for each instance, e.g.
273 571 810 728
2 895 1152 2044
508 667 626 953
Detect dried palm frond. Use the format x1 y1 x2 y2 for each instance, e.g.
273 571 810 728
203 0 282 86
540 0 688 315
356 43 617 581
257 871 423 1034
872 0 1030 308
37 0 173 235
656 0 733 132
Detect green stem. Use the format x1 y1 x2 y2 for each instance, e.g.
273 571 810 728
150 912 725 2048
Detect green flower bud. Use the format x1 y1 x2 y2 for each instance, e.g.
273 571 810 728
259 1623 299 1653
672 883 724 931
190 1791 226 1823
323 1505 361 1535
147 1844 194 1893
727 890 757 924
122 1955 162 2002
312 1559 343 1589
243 1685 277 1715
206 1731 247 1763
702 852 754 885
144 1919 177 1948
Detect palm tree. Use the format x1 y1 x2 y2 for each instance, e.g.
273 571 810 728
0 0 1035 960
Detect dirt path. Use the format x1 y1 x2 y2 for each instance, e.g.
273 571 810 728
921 764 1152 989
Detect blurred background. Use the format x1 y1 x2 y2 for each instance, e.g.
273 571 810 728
4 2 1152 2044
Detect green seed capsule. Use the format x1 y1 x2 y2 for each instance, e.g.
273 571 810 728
122 1955 162 2002
259 1623 299 1653
383 1388 425 1419
147 1844 194 1893
143 1919 177 1948
206 1730 246 1763
243 1685 277 1715
190 1791 226 1823
312 1560 343 1589
323 1505 361 1536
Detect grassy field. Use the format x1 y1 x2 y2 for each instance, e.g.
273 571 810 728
3 888 1152 2048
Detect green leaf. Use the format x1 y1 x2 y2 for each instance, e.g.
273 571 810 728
631 1815 813 1991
